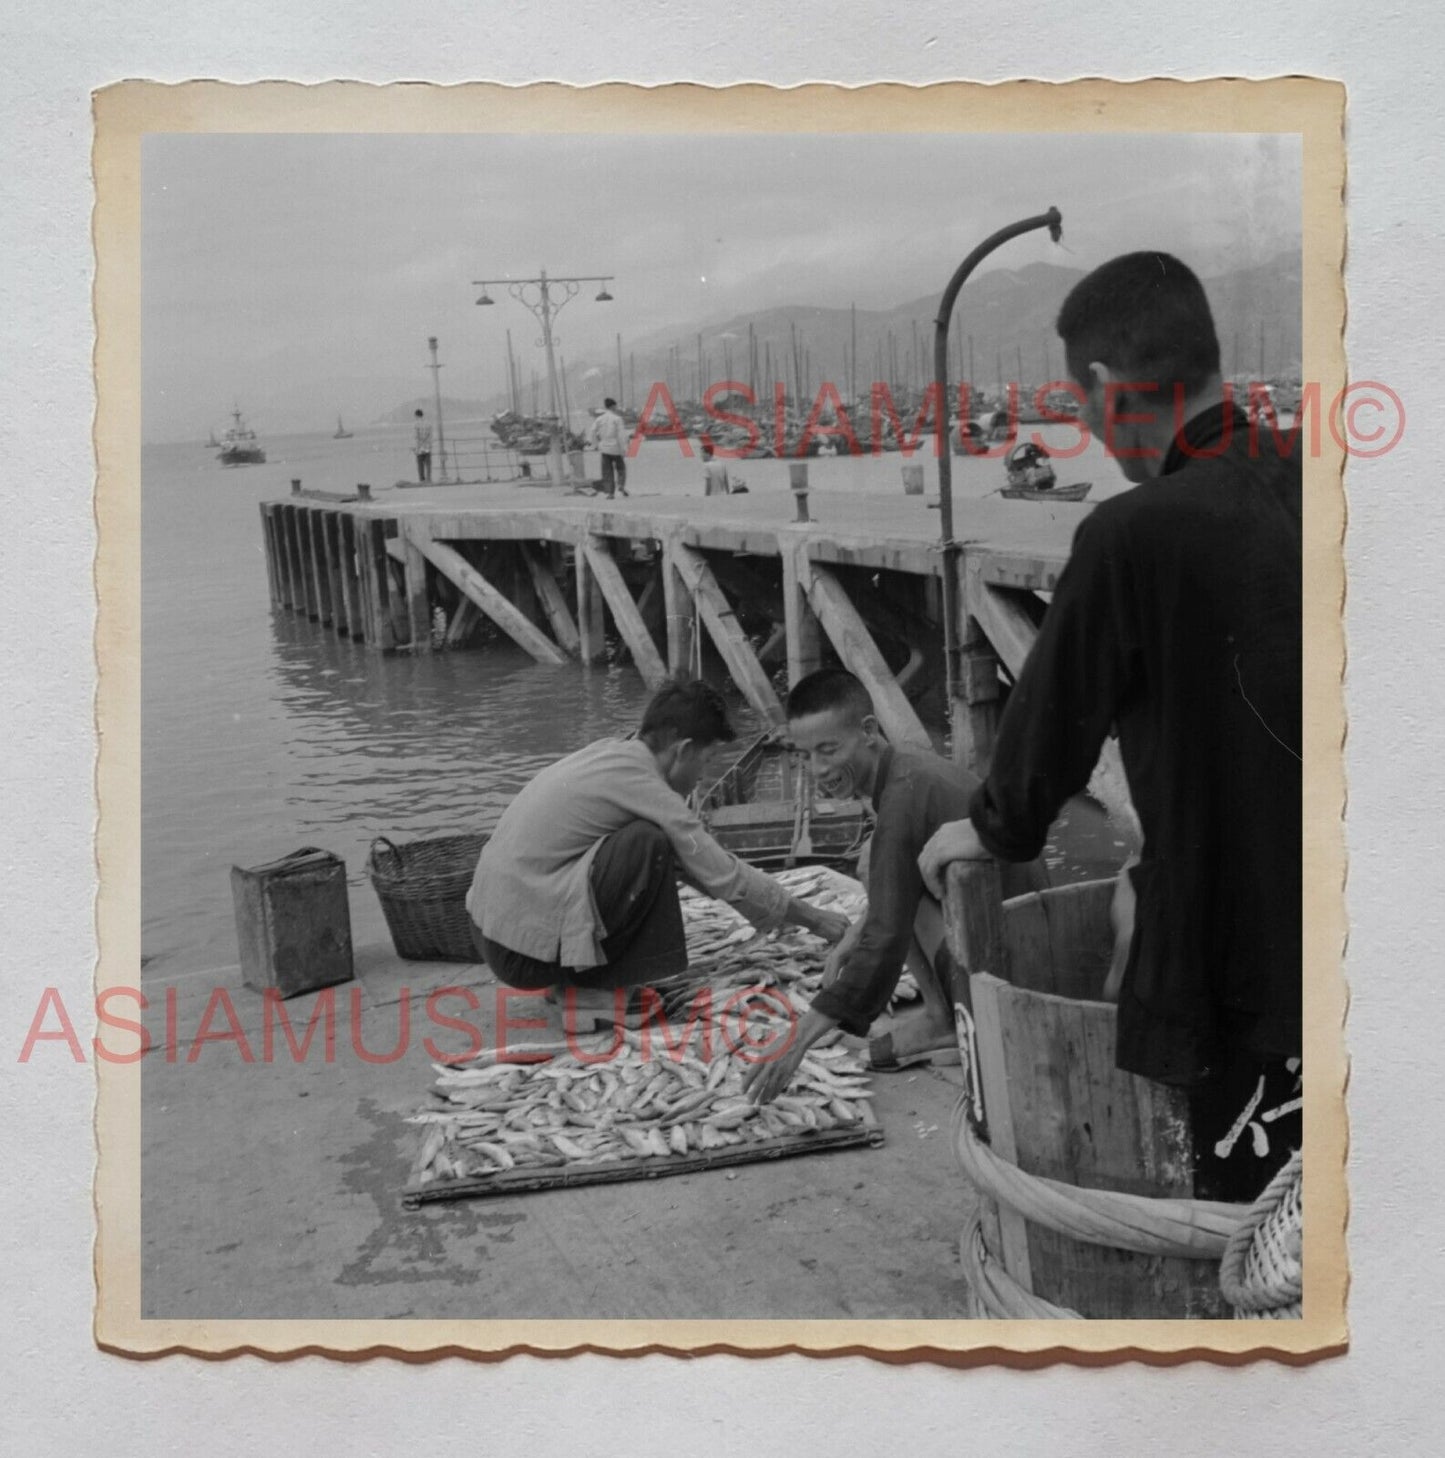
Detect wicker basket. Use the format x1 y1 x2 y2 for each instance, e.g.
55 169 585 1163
367 833 488 962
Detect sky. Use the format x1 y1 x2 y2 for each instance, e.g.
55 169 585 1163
141 131 1300 441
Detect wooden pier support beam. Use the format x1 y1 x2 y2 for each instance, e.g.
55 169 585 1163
283 506 307 617
275 507 298 611
444 598 483 649
323 513 349 635
575 545 608 664
661 529 696 677
339 515 364 640
259 505 280 607
519 542 580 655
581 535 668 688
411 533 568 665
357 518 399 652
300 509 326 621
403 535 433 653
796 559 932 748
669 542 784 726
780 536 824 687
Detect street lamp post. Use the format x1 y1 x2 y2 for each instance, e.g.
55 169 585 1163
474 267 615 486
932 208 1063 727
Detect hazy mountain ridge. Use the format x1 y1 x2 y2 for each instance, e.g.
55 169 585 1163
513 252 1304 418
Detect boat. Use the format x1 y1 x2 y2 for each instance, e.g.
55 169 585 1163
217 407 266 466
1001 481 1092 502
999 441 1089 501
333 415 353 439
695 730 869 869
205 428 221 448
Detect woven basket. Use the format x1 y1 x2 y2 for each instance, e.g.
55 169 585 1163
1219 1149 1303 1319
367 833 488 962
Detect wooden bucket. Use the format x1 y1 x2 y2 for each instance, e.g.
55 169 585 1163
943 861 1236 1319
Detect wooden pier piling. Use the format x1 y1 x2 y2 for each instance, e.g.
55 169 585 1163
256 483 1104 781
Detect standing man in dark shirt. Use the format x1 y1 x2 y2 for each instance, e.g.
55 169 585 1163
743 669 1045 1104
918 252 1301 1200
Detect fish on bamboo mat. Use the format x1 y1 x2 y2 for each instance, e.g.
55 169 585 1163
404 866 905 1202
406 1024 880 1199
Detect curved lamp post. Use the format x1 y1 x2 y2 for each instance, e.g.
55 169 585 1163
933 208 1063 715
475 267 615 485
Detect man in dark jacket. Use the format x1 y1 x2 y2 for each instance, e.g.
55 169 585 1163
743 669 1046 1104
919 252 1301 1199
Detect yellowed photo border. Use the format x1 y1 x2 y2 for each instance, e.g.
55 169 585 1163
95 78 1347 1361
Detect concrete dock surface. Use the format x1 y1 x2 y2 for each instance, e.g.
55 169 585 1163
139 896 980 1321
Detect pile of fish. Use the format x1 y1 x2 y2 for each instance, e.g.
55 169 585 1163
408 868 889 1190
411 1031 877 1187
667 865 918 1012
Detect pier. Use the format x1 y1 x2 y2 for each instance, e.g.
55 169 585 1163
257 476 1113 791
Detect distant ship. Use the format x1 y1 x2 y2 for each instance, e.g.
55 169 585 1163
217 407 266 466
205 428 221 448
333 415 353 439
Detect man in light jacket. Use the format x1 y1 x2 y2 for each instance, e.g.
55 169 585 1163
469 679 849 1027
588 396 630 498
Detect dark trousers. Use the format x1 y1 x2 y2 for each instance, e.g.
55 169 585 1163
474 820 687 991
599 452 626 496
416 451 432 482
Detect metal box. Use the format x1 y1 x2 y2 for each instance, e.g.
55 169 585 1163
230 847 354 999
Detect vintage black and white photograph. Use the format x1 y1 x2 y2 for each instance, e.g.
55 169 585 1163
96 82 1344 1350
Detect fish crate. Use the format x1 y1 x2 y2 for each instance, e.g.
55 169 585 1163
230 847 354 999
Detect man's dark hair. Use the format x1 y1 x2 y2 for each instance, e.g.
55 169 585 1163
1056 252 1221 399
639 678 736 750
785 668 875 724
604 397 617 409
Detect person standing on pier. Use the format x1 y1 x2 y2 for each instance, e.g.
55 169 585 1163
468 678 849 1027
589 397 629 498
742 669 1047 1103
917 251 1302 1201
413 408 433 483
701 441 732 496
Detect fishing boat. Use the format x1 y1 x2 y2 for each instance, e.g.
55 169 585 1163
999 441 1090 501
695 730 869 870
333 415 353 439
217 407 266 466
205 428 221 448
1001 481 1092 502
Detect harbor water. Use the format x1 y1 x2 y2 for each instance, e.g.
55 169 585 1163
142 421 1132 978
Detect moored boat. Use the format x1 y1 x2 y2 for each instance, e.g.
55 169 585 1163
696 730 869 870
1001 481 1092 502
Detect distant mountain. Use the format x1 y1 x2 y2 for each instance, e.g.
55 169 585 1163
375 395 494 426
499 253 1302 418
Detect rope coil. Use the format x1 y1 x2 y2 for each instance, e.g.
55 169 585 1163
1219 1149 1303 1318
950 1093 1246 1261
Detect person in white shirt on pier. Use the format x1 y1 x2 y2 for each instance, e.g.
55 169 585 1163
588 397 630 498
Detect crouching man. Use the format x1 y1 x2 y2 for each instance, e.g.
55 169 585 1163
743 669 1045 1104
468 678 850 1028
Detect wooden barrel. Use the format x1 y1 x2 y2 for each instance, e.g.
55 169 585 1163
943 861 1237 1319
